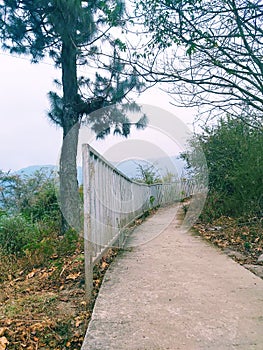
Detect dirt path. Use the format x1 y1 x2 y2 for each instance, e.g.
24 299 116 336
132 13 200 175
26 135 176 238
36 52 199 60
81 204 263 350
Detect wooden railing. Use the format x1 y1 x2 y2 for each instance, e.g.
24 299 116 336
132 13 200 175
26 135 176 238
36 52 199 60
82 144 196 298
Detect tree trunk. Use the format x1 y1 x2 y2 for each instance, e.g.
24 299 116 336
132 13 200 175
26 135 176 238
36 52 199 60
59 40 81 233
60 122 81 233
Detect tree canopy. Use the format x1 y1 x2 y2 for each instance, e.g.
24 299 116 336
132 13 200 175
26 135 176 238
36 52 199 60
136 0 263 127
0 0 143 133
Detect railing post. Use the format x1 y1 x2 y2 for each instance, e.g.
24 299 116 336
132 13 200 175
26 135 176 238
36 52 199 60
82 144 93 301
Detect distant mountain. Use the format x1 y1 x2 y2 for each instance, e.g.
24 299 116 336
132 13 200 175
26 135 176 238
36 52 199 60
14 165 83 184
15 156 187 184
15 165 57 177
114 156 187 180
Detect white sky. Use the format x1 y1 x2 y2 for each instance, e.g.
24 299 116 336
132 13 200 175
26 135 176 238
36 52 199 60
0 51 196 172
0 52 61 171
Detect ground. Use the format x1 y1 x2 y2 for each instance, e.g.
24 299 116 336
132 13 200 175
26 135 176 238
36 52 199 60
0 209 262 349
194 216 263 270
0 240 118 350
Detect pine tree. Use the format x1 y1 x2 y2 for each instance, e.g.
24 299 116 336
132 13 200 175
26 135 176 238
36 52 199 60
0 0 145 232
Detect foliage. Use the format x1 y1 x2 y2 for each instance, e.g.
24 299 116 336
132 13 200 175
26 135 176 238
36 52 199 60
23 178 60 222
0 0 145 134
162 171 177 183
133 163 179 186
85 103 148 139
134 163 161 184
182 117 263 221
0 169 61 222
0 248 18 282
0 170 63 257
136 0 263 126
0 214 40 255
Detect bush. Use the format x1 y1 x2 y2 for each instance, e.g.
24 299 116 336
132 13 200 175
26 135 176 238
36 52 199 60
57 229 80 256
22 177 61 223
182 117 263 221
134 163 161 184
0 214 41 255
23 236 57 268
0 169 61 224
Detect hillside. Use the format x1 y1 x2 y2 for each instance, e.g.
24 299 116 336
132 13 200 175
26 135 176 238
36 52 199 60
13 155 186 185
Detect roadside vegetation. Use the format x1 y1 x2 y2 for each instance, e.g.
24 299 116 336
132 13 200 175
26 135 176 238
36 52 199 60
0 170 118 349
133 162 178 185
182 117 263 267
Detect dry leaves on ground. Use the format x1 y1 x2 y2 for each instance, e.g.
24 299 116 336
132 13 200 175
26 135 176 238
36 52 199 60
194 216 263 265
0 246 118 349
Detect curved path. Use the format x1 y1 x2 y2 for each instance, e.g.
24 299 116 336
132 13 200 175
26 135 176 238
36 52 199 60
82 204 263 350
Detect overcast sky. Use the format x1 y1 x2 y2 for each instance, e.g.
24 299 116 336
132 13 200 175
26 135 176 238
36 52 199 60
0 51 196 172
0 52 62 171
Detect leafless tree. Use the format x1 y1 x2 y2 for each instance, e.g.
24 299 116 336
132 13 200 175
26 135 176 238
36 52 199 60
135 0 263 127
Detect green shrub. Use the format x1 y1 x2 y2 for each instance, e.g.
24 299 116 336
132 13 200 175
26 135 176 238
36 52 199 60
57 229 80 256
182 117 263 221
24 236 57 268
0 169 61 224
22 178 61 223
0 214 41 255
134 163 161 184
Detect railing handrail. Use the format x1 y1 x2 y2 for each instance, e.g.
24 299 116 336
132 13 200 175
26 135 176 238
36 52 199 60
86 144 193 188
86 144 152 186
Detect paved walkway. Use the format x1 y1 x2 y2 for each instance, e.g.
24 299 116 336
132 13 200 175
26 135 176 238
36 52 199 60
81 204 263 350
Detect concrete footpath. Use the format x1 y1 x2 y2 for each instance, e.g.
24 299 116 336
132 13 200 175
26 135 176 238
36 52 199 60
81 204 263 350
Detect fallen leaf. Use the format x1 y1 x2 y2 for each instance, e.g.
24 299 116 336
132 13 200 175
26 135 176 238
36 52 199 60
27 271 35 279
94 279 100 287
4 320 12 326
101 261 108 270
66 272 80 280
75 318 82 327
50 254 58 259
0 336 9 350
29 321 53 332
39 272 50 279
59 296 69 302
